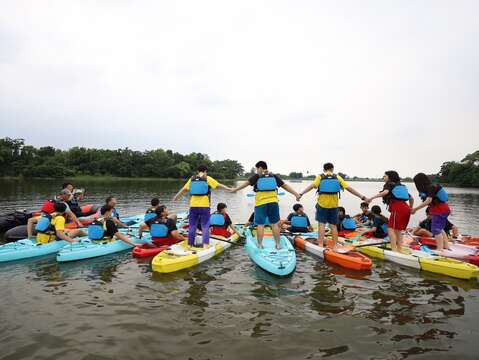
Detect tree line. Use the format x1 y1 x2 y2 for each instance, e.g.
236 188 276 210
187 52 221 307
437 150 479 187
0 138 244 179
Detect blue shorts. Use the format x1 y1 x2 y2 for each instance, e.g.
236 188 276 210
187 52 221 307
254 202 280 225
315 205 339 225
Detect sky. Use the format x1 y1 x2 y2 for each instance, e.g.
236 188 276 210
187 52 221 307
0 0 478 178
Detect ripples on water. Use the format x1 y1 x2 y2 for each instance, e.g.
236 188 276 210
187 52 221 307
0 180 478 359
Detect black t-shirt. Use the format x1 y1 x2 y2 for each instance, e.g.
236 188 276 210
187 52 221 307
248 173 285 188
104 219 119 238
419 217 454 235
372 215 387 238
210 213 232 229
248 212 255 223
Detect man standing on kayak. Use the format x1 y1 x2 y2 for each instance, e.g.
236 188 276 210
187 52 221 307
298 163 366 250
231 161 301 250
172 165 232 249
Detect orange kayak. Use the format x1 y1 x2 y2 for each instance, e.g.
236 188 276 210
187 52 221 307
294 235 372 271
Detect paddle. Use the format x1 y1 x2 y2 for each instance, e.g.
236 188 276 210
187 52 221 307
335 240 391 253
209 235 244 247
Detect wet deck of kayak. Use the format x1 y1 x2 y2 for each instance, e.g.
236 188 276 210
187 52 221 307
1 179 479 359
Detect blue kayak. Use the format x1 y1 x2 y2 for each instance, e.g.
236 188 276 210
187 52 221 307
57 231 147 262
0 239 69 262
244 228 296 276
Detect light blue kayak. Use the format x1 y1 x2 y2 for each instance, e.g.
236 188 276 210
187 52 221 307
56 231 147 262
0 239 69 262
244 228 296 276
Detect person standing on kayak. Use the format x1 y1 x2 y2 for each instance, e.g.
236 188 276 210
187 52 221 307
231 161 301 250
172 165 232 249
410 173 451 251
364 170 414 252
298 163 366 249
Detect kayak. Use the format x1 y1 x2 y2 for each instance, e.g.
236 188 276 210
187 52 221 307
357 243 479 280
293 235 372 271
151 230 242 273
408 242 479 266
0 211 31 233
244 228 296 276
0 238 68 262
133 243 170 258
57 231 147 262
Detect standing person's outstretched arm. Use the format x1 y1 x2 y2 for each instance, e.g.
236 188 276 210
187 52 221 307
281 183 301 201
231 180 251 193
173 187 188 201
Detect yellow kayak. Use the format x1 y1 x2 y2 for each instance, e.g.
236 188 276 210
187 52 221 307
357 244 479 280
151 232 241 273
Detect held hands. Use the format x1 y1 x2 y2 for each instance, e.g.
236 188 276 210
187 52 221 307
295 193 302 202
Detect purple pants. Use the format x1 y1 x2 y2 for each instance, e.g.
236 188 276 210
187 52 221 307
431 213 449 236
188 207 211 246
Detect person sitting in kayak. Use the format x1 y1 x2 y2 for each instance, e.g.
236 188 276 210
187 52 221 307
210 203 242 238
35 202 85 244
231 161 301 250
299 162 366 250
103 196 130 228
88 205 141 247
137 205 185 246
337 208 357 234
137 197 163 234
353 202 372 226
282 204 313 233
411 174 452 252
364 171 414 253
356 205 388 239
411 208 459 239
173 165 233 249
27 189 83 239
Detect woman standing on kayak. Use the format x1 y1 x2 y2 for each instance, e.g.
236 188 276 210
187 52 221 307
365 171 414 253
410 173 451 251
172 165 232 249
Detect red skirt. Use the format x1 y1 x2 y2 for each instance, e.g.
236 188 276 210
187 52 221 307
388 201 411 231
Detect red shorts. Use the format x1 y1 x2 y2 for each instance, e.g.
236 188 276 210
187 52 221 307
152 236 178 246
388 201 411 231
210 227 232 238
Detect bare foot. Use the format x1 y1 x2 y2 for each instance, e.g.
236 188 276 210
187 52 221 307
203 244 211 249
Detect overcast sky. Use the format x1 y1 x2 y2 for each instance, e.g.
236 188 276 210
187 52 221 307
1 0 478 177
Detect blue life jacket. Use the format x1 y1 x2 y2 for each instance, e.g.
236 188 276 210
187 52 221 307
255 174 278 192
360 214 369 223
144 208 157 223
341 217 356 230
291 215 308 228
391 184 410 201
88 219 106 240
35 213 54 233
189 176 210 195
112 208 119 219
319 174 341 194
210 213 226 227
381 223 388 234
150 221 169 238
435 186 448 203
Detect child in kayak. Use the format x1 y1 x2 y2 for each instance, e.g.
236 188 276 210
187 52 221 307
27 189 83 239
411 208 459 238
35 203 85 244
411 173 451 251
365 170 414 252
88 205 141 247
231 161 301 250
282 204 313 233
356 205 388 239
299 162 366 249
137 205 186 246
353 202 372 226
173 165 232 249
210 203 242 238
337 208 357 234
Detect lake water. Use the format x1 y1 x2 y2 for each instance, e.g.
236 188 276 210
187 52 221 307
0 179 478 359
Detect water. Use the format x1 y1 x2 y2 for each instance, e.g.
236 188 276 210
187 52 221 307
0 179 478 359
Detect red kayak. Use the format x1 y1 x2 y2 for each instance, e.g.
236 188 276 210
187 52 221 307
132 243 170 258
